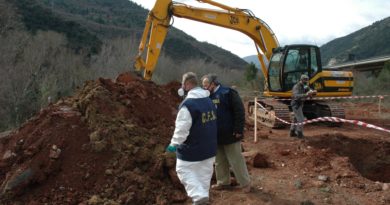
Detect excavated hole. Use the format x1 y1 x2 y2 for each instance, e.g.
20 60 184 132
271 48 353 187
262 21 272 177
308 133 390 183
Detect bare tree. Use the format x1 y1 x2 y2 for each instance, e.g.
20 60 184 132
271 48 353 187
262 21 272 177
153 56 245 86
90 35 139 78
0 0 23 36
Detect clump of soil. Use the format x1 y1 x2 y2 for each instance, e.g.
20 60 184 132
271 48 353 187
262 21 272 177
0 72 185 204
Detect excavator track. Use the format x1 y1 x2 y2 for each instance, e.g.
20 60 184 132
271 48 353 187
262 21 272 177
313 101 345 126
248 98 290 128
248 99 346 129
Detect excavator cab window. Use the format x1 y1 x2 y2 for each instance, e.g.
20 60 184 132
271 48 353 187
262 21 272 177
268 52 283 91
310 47 319 77
282 47 310 91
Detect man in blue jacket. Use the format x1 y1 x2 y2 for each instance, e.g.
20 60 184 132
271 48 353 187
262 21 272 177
166 72 217 205
201 74 251 193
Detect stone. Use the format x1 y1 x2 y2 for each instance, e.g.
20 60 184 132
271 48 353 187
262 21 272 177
89 131 102 142
91 141 107 152
87 195 103 205
324 197 331 203
320 186 332 193
83 173 90 180
125 124 135 130
318 175 329 182
2 150 16 160
105 169 113 176
49 145 61 159
383 183 389 191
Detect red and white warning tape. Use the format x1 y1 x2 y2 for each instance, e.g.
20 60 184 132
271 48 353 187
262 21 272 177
273 95 387 101
255 102 390 134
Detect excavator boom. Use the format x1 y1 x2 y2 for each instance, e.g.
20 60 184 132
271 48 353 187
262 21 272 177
135 0 279 82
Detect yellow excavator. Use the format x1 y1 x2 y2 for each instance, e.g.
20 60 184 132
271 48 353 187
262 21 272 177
134 0 354 128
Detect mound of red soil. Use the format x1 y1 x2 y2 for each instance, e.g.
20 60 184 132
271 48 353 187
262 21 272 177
0 72 185 204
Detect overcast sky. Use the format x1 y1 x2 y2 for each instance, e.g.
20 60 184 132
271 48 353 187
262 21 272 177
130 0 390 57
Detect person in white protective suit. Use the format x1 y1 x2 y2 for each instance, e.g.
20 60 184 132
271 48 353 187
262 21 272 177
166 72 217 205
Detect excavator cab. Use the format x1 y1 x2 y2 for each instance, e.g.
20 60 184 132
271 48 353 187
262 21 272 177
268 45 321 92
259 44 353 127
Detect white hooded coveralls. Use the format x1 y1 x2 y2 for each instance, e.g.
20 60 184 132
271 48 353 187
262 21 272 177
170 87 215 203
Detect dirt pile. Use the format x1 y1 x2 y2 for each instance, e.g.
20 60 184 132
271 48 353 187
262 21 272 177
0 72 185 204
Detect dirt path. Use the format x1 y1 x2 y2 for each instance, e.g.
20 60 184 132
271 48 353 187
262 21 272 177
0 73 388 205
207 118 390 205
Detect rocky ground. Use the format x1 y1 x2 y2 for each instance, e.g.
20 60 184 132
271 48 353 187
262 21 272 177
0 73 389 205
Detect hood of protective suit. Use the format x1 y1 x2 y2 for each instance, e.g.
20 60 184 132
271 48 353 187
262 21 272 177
186 87 210 99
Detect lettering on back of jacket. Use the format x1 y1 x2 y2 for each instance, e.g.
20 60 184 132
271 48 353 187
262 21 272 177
212 98 220 107
202 111 217 124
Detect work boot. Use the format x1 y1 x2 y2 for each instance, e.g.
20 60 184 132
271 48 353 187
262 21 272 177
211 184 231 190
289 130 297 137
297 131 305 139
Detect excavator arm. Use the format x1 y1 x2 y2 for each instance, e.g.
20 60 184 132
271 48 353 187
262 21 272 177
134 0 279 81
136 0 354 129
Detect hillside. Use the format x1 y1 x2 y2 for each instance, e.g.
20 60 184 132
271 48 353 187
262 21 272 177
243 55 261 69
0 0 248 132
243 17 390 68
37 0 247 69
320 17 390 65
243 54 269 70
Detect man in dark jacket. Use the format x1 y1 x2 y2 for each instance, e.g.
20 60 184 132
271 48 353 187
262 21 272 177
290 74 316 138
201 74 251 193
